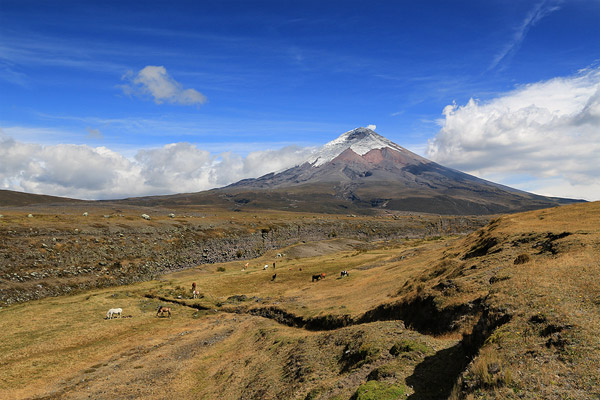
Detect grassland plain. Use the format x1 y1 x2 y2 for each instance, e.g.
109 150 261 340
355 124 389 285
0 202 598 399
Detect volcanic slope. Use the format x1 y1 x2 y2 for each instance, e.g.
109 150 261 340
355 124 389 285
120 127 582 215
1 201 598 399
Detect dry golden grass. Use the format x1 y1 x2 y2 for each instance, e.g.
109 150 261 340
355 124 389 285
0 232 459 399
0 202 598 399
159 236 457 319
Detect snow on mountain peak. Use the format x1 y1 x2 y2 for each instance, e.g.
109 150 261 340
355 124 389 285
308 127 408 166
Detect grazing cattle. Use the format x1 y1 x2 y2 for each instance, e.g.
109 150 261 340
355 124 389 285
193 290 199 299
263 264 269 270
192 282 197 292
106 308 122 319
157 306 171 318
341 270 349 277
312 273 326 282
272 273 277 281
243 262 249 270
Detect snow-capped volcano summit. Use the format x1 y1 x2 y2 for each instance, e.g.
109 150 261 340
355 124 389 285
308 127 427 166
226 126 433 190
133 127 581 215
211 127 579 214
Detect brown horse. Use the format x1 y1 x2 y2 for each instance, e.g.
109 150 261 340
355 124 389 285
156 306 171 318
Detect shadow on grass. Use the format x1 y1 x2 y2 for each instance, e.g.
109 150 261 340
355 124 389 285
406 342 469 400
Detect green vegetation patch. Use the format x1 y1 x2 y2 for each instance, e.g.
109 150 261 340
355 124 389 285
351 381 406 400
390 339 430 357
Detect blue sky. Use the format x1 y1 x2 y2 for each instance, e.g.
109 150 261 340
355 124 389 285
1 0 599 200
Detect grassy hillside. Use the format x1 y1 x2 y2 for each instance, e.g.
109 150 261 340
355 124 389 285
0 202 598 399
0 189 83 207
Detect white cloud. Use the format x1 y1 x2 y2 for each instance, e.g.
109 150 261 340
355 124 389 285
121 65 207 105
135 143 213 192
366 124 377 131
0 133 315 200
427 66 600 201
212 146 315 187
0 136 41 177
0 135 145 199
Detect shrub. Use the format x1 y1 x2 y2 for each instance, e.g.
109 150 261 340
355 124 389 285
217 266 226 272
462 347 512 391
514 254 531 265
366 364 397 381
340 342 381 372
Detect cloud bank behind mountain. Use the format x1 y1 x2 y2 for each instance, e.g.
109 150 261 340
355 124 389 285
427 67 600 201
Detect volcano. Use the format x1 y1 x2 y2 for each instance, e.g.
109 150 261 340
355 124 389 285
122 127 582 215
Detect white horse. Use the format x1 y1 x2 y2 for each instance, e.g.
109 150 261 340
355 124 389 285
106 308 122 319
